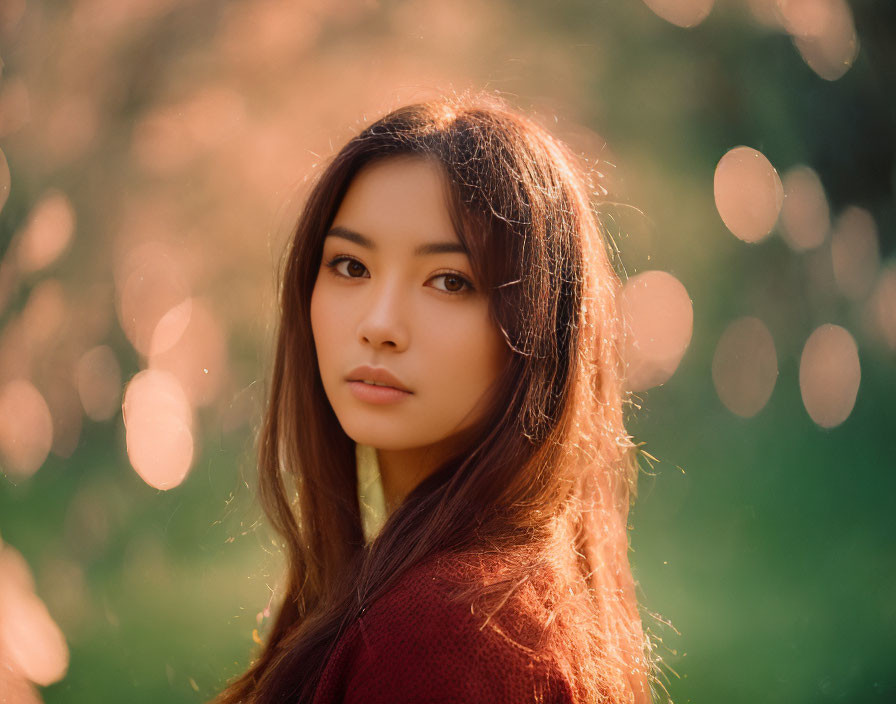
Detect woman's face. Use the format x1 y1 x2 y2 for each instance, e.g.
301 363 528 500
310 156 507 453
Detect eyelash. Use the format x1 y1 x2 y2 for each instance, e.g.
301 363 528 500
323 255 475 295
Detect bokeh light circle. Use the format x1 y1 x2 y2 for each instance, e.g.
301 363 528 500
868 263 896 351
0 584 69 686
115 241 192 357
782 0 859 81
799 324 860 428
75 345 122 422
830 206 879 301
0 379 53 480
780 165 829 251
122 369 194 490
16 190 76 274
148 297 229 407
619 270 694 392
0 542 35 594
714 146 783 243
0 662 42 704
641 0 714 28
712 316 778 418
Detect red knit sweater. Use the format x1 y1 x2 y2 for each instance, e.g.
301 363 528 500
311 551 575 703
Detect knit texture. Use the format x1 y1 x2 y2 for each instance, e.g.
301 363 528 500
312 550 574 703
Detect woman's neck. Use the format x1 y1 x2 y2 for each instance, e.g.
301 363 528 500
376 439 457 515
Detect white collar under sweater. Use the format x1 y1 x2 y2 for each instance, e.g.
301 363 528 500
355 443 387 544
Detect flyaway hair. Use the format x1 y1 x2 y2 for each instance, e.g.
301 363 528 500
211 89 656 703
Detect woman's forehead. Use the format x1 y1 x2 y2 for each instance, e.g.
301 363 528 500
329 157 465 254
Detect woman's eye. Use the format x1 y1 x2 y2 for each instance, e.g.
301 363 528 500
430 273 473 294
327 256 368 278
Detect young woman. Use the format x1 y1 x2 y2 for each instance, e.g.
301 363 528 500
212 91 655 703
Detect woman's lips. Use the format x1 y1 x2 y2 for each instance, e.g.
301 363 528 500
347 380 413 405
346 365 412 392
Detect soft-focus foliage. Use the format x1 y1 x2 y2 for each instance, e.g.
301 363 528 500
0 0 893 702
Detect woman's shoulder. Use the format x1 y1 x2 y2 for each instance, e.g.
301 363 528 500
363 549 550 654
370 549 559 648
313 550 574 703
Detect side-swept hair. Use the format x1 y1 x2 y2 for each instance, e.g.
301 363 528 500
212 90 654 703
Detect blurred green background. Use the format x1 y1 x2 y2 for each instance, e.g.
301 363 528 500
0 1 893 702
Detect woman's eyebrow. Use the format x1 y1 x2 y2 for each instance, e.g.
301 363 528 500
325 225 467 256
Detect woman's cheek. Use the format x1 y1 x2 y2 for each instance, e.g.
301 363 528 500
439 314 489 404
316 288 346 344
311 289 342 375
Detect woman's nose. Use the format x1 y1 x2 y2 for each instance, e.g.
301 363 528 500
356 283 409 352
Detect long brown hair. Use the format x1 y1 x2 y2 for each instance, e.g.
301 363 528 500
212 90 655 703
